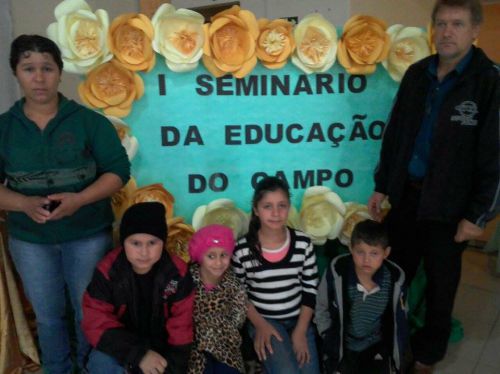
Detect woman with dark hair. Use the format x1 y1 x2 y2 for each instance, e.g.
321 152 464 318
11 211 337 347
0 34 130 373
232 176 320 374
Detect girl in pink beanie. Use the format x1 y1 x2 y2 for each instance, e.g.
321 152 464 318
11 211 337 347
187 224 247 374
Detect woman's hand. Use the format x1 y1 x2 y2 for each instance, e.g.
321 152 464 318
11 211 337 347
46 192 83 220
139 350 168 374
253 319 283 361
21 195 51 224
291 326 310 367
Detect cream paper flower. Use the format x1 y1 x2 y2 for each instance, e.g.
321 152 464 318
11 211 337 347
291 13 338 74
382 25 431 82
47 0 112 74
299 186 346 245
105 115 139 161
339 202 372 246
192 198 249 239
152 3 205 72
256 18 295 69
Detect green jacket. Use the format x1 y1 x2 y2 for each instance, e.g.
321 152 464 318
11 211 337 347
0 95 130 243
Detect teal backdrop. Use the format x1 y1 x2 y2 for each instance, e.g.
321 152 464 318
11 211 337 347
125 58 399 221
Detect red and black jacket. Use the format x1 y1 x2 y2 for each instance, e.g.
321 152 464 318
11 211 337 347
82 247 194 373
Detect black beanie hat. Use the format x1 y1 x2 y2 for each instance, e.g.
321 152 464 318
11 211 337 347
120 202 168 245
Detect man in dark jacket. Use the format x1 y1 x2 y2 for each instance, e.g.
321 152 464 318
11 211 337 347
82 202 194 373
368 0 499 372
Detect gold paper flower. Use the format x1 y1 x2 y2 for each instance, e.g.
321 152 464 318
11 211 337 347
166 217 195 262
299 186 346 245
339 202 372 246
47 0 112 74
192 198 249 239
337 15 390 75
130 183 175 219
291 13 338 74
106 115 139 160
202 5 259 78
111 177 137 222
78 59 144 117
108 13 155 72
382 25 431 82
256 18 295 69
152 3 205 72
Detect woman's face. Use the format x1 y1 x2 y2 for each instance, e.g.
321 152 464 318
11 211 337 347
15 51 61 106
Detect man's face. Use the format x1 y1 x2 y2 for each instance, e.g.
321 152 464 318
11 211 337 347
433 6 480 64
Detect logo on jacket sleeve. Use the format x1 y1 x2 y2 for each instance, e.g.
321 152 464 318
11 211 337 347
162 279 179 300
451 101 478 126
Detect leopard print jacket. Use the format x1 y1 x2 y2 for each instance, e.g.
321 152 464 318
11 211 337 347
187 265 247 373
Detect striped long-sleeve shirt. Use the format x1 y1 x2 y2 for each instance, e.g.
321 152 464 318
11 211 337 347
232 228 318 319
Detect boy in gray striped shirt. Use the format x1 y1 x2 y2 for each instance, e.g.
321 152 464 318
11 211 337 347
315 220 408 373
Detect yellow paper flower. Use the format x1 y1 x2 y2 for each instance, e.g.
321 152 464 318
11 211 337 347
111 177 137 222
108 13 155 72
256 18 295 69
78 59 144 117
130 183 175 219
152 3 205 72
202 5 259 78
337 15 390 75
299 186 346 245
167 217 195 262
106 115 139 160
47 0 112 74
339 202 372 246
382 25 431 82
291 13 338 74
192 198 249 239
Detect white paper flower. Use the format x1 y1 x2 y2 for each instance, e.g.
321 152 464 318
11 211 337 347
339 202 372 246
291 13 337 74
47 0 112 74
192 198 249 239
151 3 205 72
105 115 139 161
299 186 346 245
382 24 431 82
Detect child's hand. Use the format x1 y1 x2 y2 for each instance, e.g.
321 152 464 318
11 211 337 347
254 320 283 362
291 327 310 367
139 350 168 374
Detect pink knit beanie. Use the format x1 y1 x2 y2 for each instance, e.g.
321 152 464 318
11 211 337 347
188 224 235 263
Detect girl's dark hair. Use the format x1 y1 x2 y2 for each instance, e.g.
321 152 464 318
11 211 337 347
247 176 291 262
10 34 63 73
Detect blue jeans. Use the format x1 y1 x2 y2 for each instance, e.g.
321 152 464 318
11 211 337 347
248 317 320 374
8 230 112 374
86 349 125 374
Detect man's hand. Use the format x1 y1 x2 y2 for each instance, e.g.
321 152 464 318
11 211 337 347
368 192 387 222
138 350 168 374
454 219 484 243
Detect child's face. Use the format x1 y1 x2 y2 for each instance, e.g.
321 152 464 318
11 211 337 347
350 241 390 278
199 246 231 285
124 233 164 274
254 189 290 231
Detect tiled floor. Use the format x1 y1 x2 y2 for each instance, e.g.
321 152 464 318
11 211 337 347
26 248 500 374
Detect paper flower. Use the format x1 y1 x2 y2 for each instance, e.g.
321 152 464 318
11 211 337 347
337 15 390 75
167 217 195 262
299 186 346 245
339 202 372 246
78 59 144 117
291 13 338 74
106 115 139 160
192 198 249 239
130 183 175 219
111 177 137 222
256 18 295 69
108 13 155 72
202 5 259 78
152 3 205 72
382 25 431 82
47 0 112 74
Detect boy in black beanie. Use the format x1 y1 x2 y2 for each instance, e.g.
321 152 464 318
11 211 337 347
82 202 194 374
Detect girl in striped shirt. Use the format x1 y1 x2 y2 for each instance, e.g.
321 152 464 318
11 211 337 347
232 176 320 374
